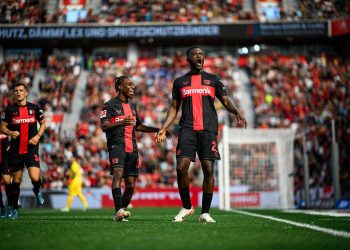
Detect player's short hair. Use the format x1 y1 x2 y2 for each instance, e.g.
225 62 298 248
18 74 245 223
186 46 201 58
115 75 129 90
14 83 28 91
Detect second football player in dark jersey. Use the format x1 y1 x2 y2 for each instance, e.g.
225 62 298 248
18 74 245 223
156 47 247 223
101 76 171 222
1 83 46 219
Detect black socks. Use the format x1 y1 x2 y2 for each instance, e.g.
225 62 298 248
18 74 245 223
32 179 41 195
112 188 122 213
12 183 20 209
201 193 213 214
179 187 192 209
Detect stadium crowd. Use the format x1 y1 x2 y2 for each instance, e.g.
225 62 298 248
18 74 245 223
247 52 350 204
0 55 40 115
37 54 81 113
1 0 349 24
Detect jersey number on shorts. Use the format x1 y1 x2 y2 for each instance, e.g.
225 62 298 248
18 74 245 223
211 141 217 152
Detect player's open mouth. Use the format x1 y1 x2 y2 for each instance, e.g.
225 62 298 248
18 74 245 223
195 58 202 67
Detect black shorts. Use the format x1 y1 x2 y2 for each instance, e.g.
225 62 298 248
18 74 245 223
108 146 139 177
8 149 40 173
176 127 220 162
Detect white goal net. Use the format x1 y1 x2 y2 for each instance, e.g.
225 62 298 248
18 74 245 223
218 126 296 210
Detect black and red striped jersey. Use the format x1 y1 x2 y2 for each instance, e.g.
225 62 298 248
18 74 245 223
172 71 228 133
0 132 8 163
100 97 142 152
1 102 44 154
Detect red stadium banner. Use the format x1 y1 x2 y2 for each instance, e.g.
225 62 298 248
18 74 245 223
101 187 216 207
331 19 350 36
231 192 260 207
63 0 86 5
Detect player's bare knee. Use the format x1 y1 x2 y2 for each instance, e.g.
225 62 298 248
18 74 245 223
202 167 214 178
126 182 135 190
30 176 40 182
13 172 22 183
112 167 123 178
176 166 187 177
28 167 40 179
2 175 11 185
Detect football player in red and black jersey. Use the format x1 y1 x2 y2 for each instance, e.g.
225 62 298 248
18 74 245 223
156 47 247 223
1 83 46 219
101 76 170 222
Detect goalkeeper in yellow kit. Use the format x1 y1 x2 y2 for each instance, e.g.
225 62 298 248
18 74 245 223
61 153 88 212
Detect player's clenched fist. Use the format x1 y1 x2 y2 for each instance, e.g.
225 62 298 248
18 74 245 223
155 129 172 142
10 131 19 139
155 129 166 143
29 134 40 145
123 115 136 126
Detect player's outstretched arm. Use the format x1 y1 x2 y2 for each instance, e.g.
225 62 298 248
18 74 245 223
136 125 172 139
218 95 247 128
155 100 180 142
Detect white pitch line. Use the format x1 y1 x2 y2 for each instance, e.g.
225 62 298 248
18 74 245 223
231 209 350 238
283 210 350 217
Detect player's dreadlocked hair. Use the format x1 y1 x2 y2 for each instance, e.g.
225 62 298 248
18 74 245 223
115 75 129 91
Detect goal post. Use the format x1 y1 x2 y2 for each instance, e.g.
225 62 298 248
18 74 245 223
219 126 297 210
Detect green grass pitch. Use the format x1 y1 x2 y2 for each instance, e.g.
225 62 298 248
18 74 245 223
0 208 349 250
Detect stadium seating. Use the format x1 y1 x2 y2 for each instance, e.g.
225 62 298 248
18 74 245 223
1 0 349 24
38 54 81 113
247 52 350 203
0 55 40 113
